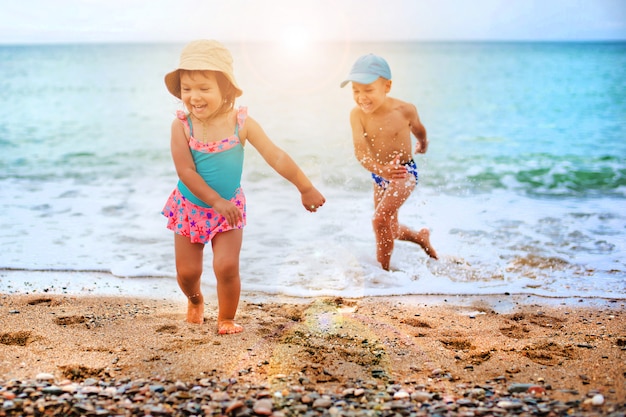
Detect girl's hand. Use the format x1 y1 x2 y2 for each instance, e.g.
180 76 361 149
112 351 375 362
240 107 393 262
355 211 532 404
301 187 326 213
213 198 243 226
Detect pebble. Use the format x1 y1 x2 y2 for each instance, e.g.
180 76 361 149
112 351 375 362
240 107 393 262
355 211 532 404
253 398 273 415
34 373 55 381
0 376 621 417
590 393 605 405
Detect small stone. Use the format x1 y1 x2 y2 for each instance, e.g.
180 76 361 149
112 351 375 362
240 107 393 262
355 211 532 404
591 394 604 406
411 391 432 402
42 386 64 395
80 386 101 395
35 372 55 381
1 391 16 400
508 383 535 393
312 397 333 408
301 394 314 404
253 398 273 415
225 400 244 413
528 385 546 395
393 390 410 400
61 383 79 393
466 388 486 399
497 400 524 410
149 384 165 393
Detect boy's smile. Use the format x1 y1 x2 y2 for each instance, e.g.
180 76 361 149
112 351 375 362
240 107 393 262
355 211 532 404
351 78 392 114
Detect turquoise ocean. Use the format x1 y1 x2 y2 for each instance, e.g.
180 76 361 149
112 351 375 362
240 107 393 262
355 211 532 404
0 41 624 300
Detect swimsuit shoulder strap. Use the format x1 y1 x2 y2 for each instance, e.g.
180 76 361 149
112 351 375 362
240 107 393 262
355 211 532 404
235 106 248 137
176 110 193 138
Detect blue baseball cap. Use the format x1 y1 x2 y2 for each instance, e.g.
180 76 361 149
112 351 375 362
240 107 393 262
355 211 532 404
340 53 392 88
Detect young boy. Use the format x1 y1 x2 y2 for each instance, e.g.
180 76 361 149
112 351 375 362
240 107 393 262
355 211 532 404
341 53 438 270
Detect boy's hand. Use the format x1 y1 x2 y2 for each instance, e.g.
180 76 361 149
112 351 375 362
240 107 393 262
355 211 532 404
381 155 408 180
414 138 428 154
301 187 326 212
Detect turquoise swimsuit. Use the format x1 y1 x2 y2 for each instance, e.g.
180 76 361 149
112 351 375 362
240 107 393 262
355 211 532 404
161 107 248 244
177 109 245 208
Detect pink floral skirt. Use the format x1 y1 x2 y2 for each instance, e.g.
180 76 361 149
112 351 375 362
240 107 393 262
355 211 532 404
161 187 246 244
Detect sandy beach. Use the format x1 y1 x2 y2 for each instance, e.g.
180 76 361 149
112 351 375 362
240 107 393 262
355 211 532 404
0 292 624 415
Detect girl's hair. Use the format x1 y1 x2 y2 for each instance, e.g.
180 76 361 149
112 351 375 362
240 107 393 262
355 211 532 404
180 69 238 115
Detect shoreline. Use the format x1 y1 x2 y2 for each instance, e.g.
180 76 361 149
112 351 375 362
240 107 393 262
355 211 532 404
1 292 624 415
1 269 624 312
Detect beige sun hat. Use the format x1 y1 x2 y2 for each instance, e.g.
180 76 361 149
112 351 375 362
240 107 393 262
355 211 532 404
164 39 242 99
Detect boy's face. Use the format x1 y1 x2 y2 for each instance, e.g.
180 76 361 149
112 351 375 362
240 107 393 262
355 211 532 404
351 77 391 114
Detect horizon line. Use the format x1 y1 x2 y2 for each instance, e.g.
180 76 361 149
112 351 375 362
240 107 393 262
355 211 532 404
2 38 626 46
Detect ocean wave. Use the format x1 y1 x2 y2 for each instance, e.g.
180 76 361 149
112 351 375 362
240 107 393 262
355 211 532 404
428 154 626 198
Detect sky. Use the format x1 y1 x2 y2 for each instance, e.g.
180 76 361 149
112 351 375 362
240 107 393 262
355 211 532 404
1 0 625 44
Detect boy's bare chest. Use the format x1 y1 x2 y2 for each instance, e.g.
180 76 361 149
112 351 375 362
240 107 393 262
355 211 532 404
362 113 409 142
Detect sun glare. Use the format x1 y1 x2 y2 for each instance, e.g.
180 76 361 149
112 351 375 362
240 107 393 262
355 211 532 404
281 26 312 53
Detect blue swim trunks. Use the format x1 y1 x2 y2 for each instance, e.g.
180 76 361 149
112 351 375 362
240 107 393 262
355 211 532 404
371 159 418 188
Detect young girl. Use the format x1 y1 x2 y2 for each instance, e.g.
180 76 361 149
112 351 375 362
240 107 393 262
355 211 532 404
162 40 326 334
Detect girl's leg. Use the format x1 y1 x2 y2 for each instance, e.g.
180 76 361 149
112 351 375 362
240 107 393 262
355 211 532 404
211 229 244 334
174 233 205 324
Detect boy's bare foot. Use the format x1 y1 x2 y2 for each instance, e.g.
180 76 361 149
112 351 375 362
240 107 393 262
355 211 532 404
417 228 438 260
186 294 204 324
218 319 243 335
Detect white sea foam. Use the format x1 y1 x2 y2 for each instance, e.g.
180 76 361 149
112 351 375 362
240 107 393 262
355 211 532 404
1 42 624 301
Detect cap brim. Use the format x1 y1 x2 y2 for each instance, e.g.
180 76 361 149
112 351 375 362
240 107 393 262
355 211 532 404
340 73 380 88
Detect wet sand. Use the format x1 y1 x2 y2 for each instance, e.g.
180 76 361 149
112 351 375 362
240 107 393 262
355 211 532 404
0 293 624 414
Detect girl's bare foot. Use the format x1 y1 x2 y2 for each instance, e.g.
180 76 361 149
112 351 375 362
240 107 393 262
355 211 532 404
417 228 438 260
186 294 204 324
218 319 243 335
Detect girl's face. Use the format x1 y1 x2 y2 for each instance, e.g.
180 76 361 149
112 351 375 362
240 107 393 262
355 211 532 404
351 77 391 114
180 70 223 119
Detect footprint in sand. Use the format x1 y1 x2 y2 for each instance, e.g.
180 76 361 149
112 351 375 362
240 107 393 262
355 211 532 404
0 331 37 346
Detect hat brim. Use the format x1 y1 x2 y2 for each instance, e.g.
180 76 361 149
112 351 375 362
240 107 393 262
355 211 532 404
340 73 381 88
165 70 182 98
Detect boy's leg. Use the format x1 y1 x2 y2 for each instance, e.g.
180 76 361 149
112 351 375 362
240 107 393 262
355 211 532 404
397 226 438 259
211 229 244 334
174 233 205 324
372 178 416 270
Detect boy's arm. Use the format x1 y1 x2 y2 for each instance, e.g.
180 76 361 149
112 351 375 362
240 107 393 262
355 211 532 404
350 110 408 180
350 109 385 175
407 104 428 154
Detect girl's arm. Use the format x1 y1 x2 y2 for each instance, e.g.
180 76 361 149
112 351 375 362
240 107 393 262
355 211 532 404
243 116 325 212
170 118 242 225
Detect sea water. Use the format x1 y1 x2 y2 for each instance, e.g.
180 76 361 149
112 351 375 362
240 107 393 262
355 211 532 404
0 41 624 300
